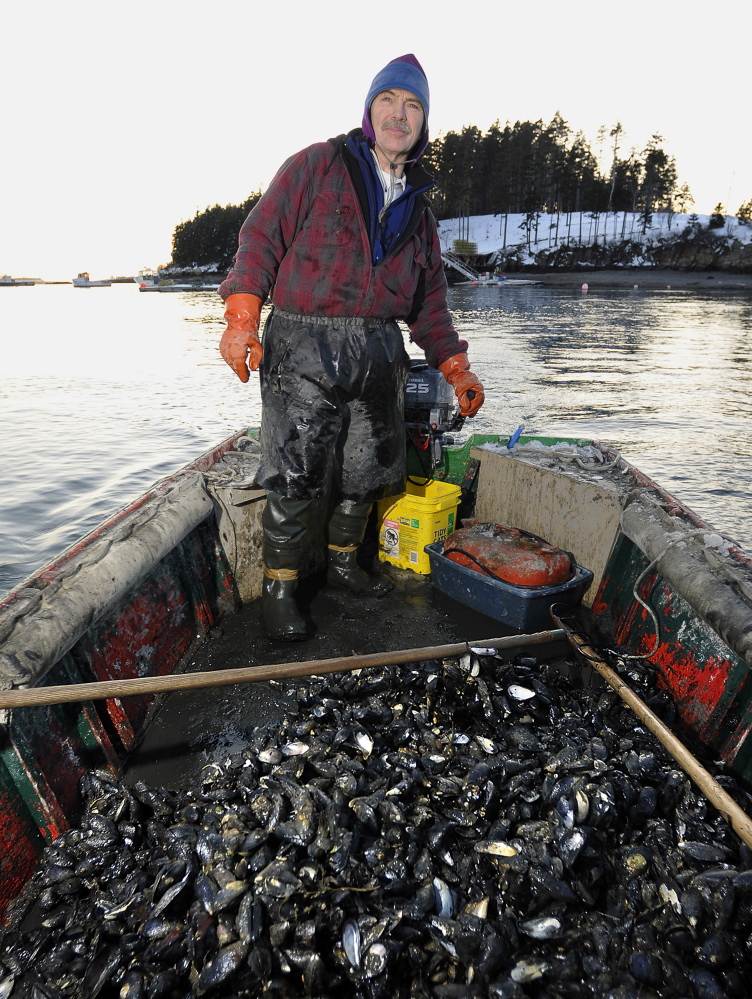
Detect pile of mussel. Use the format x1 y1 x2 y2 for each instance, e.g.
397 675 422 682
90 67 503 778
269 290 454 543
2 650 752 998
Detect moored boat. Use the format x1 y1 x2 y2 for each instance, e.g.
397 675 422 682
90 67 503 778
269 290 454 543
441 251 543 287
134 274 221 292
72 272 112 288
453 276 544 286
0 275 37 286
134 272 160 291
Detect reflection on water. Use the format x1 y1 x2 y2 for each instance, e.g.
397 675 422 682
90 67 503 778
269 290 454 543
0 285 260 596
456 284 752 550
1 282 751 595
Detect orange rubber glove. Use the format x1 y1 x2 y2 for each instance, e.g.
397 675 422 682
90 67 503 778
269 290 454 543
220 293 263 383
438 353 485 418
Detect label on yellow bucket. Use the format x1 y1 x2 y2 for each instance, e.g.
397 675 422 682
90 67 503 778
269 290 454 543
378 480 461 574
381 519 401 560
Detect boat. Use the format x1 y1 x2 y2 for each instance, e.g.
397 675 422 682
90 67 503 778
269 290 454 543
0 275 37 286
134 272 160 291
72 272 112 288
453 276 544 287
2 372 752 983
441 251 544 287
134 273 221 292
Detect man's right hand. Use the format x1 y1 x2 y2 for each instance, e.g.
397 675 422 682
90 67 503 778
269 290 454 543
220 293 264 382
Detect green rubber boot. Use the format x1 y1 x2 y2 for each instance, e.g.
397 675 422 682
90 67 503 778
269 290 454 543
327 500 393 597
261 492 314 641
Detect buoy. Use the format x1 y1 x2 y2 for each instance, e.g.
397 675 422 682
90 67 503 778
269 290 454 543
581 283 588 291
634 284 639 289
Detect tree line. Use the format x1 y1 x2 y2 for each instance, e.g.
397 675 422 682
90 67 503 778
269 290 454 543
422 114 690 220
170 114 748 269
171 193 263 270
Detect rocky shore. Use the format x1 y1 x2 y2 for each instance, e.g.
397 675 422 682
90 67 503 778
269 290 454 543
534 268 752 291
161 266 752 293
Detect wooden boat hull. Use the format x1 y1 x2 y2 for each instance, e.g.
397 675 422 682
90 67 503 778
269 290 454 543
1 429 751 919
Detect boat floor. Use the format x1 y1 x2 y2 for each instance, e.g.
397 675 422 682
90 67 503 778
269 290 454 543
125 565 571 789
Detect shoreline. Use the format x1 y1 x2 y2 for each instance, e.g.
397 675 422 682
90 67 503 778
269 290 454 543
163 266 752 293
530 268 752 291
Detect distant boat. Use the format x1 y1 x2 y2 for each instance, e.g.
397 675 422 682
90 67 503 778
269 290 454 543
454 276 544 287
72 272 111 288
0 275 37 286
440 253 543 287
134 273 220 293
135 273 160 292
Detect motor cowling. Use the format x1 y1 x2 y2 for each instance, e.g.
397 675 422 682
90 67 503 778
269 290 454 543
404 361 464 471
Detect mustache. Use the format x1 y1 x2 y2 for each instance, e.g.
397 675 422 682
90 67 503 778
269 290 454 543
381 120 411 133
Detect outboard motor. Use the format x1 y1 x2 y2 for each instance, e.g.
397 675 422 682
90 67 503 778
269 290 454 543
404 360 465 474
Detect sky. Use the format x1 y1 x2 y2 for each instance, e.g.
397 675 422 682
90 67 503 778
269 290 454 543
2 0 750 280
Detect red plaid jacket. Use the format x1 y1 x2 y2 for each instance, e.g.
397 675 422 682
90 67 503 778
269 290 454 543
219 134 467 368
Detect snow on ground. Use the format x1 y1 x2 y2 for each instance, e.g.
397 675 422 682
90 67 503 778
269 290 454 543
437 212 752 265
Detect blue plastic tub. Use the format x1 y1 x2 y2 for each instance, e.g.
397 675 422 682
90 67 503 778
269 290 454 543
424 541 594 631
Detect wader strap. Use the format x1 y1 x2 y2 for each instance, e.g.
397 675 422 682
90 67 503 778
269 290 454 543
328 544 359 553
264 566 298 581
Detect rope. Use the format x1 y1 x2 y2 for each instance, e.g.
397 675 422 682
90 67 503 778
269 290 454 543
620 526 734 660
511 442 624 472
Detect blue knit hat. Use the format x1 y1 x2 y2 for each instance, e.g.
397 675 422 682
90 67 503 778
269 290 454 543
362 53 430 160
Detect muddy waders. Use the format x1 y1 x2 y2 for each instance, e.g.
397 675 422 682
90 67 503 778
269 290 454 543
262 495 393 640
261 492 314 642
327 499 393 596
258 312 405 639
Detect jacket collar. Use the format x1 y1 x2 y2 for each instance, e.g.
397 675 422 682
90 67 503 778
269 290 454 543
330 130 435 191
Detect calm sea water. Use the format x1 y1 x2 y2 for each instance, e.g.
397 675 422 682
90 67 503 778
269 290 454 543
1 281 751 597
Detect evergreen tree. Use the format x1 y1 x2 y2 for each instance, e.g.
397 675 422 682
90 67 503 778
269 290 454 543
708 203 726 229
639 135 678 214
736 199 752 224
540 112 571 212
674 183 694 214
171 192 263 269
609 152 641 212
606 122 625 211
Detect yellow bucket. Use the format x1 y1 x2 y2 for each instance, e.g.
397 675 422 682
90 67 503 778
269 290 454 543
378 479 462 575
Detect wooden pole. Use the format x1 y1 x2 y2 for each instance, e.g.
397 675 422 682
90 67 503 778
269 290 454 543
551 610 752 851
0 630 566 710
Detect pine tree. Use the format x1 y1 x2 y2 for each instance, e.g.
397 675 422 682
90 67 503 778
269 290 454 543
639 135 678 215
708 203 726 229
673 183 694 214
607 122 625 211
736 199 752 225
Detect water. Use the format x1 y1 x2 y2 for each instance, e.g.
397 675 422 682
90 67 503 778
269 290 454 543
1 281 751 597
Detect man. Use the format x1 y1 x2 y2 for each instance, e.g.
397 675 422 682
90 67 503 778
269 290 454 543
218 54 484 642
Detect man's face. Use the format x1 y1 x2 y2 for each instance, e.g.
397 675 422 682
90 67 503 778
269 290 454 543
369 88 424 165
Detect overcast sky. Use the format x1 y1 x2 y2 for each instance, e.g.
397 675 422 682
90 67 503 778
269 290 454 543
2 0 750 279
